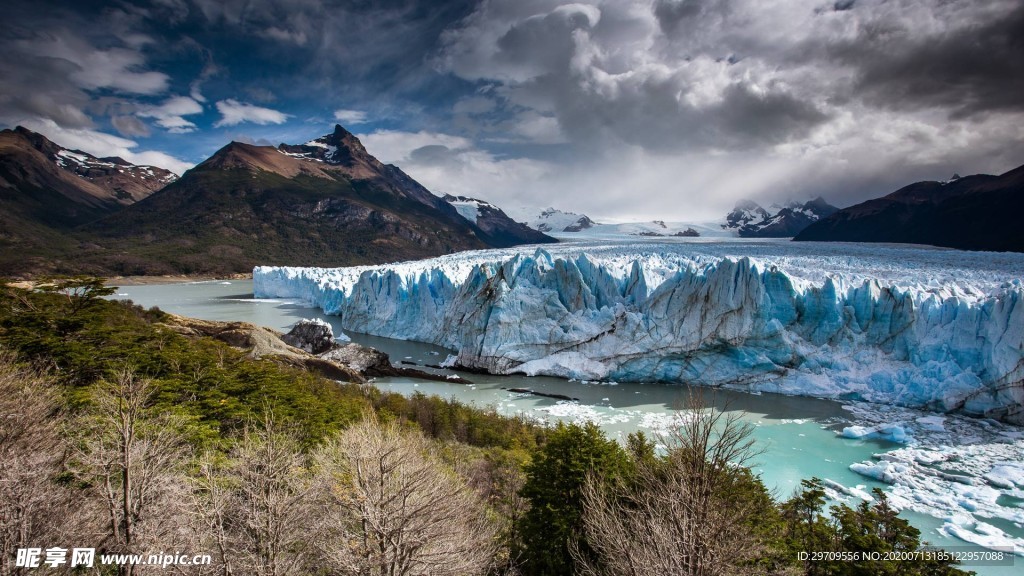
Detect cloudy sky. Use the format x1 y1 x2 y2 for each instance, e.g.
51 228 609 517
3 0 1022 221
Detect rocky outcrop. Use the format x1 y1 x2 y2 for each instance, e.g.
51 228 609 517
281 318 338 354
161 314 365 382
162 314 469 384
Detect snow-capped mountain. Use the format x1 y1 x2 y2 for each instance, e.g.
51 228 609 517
0 126 176 210
722 197 838 237
723 199 771 230
442 194 555 247
51 146 177 201
277 124 388 180
525 208 730 238
255 240 1024 423
530 208 598 233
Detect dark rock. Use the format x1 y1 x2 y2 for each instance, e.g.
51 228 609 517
563 216 595 232
504 387 578 401
320 342 394 374
282 318 337 354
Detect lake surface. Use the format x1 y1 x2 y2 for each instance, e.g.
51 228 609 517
111 278 1021 573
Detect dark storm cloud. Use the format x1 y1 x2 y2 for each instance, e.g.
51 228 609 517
428 0 1024 218
0 0 480 170
652 0 707 35
833 3 1024 118
444 1 831 154
714 84 830 145
0 54 94 128
0 1 172 130
178 0 477 107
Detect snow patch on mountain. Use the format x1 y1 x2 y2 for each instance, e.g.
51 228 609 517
53 148 177 184
254 240 1024 423
442 194 499 225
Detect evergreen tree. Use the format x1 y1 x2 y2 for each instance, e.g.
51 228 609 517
515 422 630 575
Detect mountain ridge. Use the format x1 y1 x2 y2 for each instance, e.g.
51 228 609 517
795 164 1024 252
723 197 839 237
0 124 554 276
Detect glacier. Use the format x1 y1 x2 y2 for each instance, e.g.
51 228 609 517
254 240 1024 423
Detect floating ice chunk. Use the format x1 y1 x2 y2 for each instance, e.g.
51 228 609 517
823 478 875 501
841 423 910 443
842 426 871 438
850 461 907 484
535 401 601 424
983 463 1024 489
941 519 1024 556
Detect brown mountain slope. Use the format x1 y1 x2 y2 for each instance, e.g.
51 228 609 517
71 127 553 275
0 127 177 273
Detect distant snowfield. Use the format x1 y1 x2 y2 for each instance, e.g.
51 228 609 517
255 239 1024 422
548 220 737 239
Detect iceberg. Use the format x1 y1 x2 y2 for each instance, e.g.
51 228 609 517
254 240 1024 423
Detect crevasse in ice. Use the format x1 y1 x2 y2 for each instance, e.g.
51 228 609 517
254 242 1024 422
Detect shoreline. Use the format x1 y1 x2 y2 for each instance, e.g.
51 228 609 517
5 272 252 290
105 272 252 286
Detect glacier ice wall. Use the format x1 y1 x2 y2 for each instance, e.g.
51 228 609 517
254 244 1024 422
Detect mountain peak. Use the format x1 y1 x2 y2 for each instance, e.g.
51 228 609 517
7 125 62 158
331 123 353 139
277 124 381 177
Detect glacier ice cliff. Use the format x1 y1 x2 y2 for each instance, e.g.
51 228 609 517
254 241 1024 423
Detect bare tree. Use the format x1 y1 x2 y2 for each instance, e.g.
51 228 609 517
72 367 192 575
189 452 237 576
576 391 768 576
313 414 497 576
0 349 89 575
191 413 320 576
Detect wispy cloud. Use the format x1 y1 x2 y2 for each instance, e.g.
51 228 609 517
213 99 289 127
333 109 368 124
137 96 204 133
